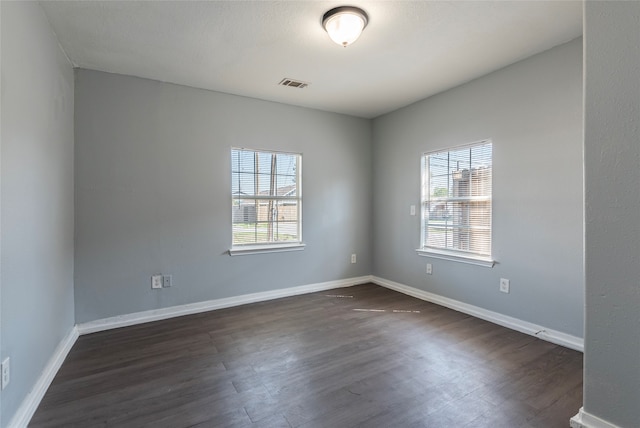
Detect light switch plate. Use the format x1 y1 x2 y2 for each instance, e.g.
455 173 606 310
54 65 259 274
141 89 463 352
163 275 172 288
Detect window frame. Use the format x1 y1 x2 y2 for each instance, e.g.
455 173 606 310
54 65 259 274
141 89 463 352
229 147 304 256
416 140 495 267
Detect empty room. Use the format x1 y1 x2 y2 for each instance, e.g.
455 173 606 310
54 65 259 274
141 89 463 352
1 1 639 427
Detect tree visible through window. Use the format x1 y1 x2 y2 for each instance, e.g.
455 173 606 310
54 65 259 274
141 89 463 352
231 148 301 247
421 141 492 258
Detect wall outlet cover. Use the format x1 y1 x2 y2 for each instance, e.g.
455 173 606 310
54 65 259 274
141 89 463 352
151 275 163 289
2 357 10 390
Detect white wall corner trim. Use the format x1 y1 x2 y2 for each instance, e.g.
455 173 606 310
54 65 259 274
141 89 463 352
78 276 374 335
371 276 584 352
7 326 79 428
570 408 622 428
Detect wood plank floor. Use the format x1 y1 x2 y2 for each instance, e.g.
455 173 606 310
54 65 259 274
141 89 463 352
31 283 583 428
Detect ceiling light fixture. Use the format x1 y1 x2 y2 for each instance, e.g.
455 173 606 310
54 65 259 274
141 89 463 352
322 6 368 47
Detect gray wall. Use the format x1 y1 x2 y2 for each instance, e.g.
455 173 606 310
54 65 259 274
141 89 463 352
583 2 640 427
372 38 584 337
0 2 75 427
74 70 372 323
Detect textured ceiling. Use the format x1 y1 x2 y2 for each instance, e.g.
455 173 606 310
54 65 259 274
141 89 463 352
39 1 582 118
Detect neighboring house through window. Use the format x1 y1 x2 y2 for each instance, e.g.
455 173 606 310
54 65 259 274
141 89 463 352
230 148 303 255
418 140 494 266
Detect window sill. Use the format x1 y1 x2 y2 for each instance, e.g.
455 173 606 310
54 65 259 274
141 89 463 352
229 243 306 256
416 248 495 267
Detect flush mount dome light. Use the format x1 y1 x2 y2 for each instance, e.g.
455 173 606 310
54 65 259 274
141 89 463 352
322 6 368 47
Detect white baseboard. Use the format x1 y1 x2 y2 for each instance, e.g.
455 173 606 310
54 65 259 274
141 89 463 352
8 276 371 428
7 326 79 428
78 275 373 335
571 407 621 428
10 275 584 428
371 276 584 352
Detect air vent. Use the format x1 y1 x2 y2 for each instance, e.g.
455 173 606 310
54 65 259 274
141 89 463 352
279 78 309 89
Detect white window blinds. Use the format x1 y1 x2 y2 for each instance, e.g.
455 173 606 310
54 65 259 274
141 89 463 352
231 148 301 247
421 141 492 258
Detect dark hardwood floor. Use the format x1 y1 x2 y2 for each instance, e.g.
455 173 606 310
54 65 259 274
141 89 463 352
31 283 583 428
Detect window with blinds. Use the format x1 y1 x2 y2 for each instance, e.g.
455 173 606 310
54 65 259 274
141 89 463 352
420 141 492 259
231 148 301 247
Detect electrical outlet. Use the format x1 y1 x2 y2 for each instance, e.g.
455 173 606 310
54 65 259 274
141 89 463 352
500 278 510 293
2 357 10 390
351 254 357 264
162 275 172 288
410 205 416 216
151 275 163 289
426 263 432 275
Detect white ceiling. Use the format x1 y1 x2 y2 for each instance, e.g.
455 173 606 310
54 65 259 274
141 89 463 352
39 1 582 119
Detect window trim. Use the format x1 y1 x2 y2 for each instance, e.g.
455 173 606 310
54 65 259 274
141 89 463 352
418 140 495 267
230 147 303 254
229 243 306 256
416 248 495 267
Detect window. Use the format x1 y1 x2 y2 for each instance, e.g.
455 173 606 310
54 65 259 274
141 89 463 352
418 141 494 266
230 148 303 255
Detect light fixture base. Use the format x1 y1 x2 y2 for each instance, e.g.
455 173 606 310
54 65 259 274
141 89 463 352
322 6 369 47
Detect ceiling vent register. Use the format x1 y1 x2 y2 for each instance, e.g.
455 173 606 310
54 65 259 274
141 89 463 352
279 78 309 89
